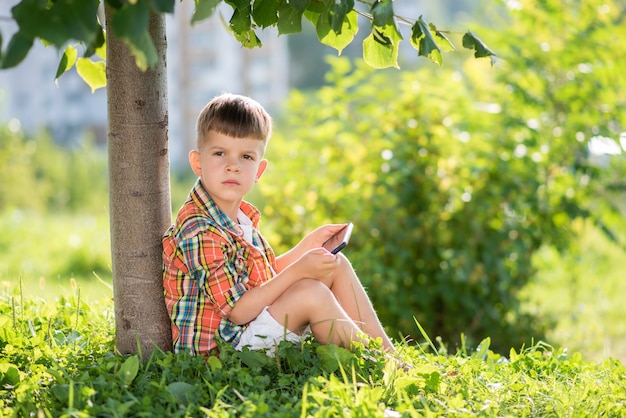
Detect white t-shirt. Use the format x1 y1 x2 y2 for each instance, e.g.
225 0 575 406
237 208 255 245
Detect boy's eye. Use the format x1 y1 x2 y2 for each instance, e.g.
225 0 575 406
243 154 253 160
214 151 224 156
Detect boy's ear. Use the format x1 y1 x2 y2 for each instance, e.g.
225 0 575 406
189 150 202 177
255 159 268 182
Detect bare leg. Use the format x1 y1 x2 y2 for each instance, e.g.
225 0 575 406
267 256 395 352
267 279 367 349
327 254 395 351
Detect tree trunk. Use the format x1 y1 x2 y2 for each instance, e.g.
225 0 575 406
105 8 173 357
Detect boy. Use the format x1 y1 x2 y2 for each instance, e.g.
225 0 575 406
162 93 394 356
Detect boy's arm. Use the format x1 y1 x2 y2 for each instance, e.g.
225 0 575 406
275 246 305 272
228 248 338 325
274 224 349 272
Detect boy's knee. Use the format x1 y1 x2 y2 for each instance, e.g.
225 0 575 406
290 279 333 304
337 253 351 264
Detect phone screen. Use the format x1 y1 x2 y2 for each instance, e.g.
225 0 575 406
322 223 353 254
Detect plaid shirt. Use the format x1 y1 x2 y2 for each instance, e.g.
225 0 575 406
162 179 277 355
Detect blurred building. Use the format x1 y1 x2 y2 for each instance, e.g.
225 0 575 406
0 0 107 147
0 1 289 168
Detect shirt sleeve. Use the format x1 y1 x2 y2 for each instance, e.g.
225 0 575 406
180 225 250 318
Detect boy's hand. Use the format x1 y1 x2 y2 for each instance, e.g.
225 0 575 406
301 224 350 249
291 248 339 286
276 223 349 273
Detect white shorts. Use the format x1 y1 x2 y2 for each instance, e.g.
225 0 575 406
235 306 309 356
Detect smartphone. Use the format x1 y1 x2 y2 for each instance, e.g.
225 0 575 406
322 223 353 254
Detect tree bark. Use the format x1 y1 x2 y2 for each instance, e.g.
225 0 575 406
105 8 173 357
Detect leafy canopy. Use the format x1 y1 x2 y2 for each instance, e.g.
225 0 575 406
0 0 495 90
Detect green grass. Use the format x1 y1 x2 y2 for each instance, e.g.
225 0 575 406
0 209 112 302
1 295 625 417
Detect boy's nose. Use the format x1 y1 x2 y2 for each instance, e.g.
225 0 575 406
226 160 241 172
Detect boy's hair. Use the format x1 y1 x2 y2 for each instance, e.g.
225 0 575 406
196 93 273 149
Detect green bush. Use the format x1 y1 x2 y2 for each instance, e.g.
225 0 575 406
0 211 111 286
259 59 551 353
0 126 111 283
258 0 626 354
0 125 108 213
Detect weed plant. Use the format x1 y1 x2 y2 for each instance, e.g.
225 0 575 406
1 292 625 417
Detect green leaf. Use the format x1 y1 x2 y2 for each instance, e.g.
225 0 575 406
236 349 273 369
229 5 253 34
126 31 159 71
473 337 491 360
54 0 103 47
9 1 49 41
45 368 67 384
150 0 175 13
55 45 78 80
111 1 150 42
432 24 455 52
76 58 106 92
410 16 442 65
233 29 262 48
371 0 394 27
118 355 140 386
207 355 222 371
363 22 402 69
328 0 353 33
220 8 261 48
1 31 34 69
252 0 279 28
94 31 107 61
167 382 198 405
394 364 440 392
225 0 250 9
306 9 357 55
192 0 222 24
0 363 21 386
316 344 353 373
12 0 102 49
290 0 310 12
84 28 106 59
277 1 304 35
303 0 325 14
462 30 497 66
304 0 353 37
50 384 70 403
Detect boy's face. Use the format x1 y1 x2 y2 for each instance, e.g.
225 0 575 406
189 130 267 215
